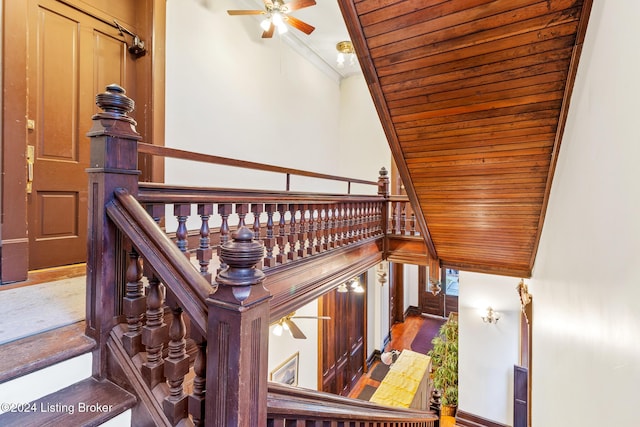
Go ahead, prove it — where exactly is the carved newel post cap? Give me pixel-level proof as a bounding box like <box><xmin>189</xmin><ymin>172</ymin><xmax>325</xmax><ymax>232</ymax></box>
<box><xmin>378</xmin><ymin>166</ymin><xmax>390</xmax><ymax>196</ymax></box>
<box><xmin>216</xmin><ymin>227</ymin><xmax>265</xmax><ymax>301</ymax></box>
<box><xmin>93</xmin><ymin>84</ymin><xmax>136</xmax><ymax>123</ymax></box>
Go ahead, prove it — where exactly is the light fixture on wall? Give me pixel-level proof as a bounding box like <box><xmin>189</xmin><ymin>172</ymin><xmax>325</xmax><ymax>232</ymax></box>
<box><xmin>429</xmin><ymin>278</ymin><xmax>441</xmax><ymax>296</ymax></box>
<box><xmin>337</xmin><ymin>283</ymin><xmax>348</xmax><ymax>293</ymax></box>
<box><xmin>482</xmin><ymin>307</ymin><xmax>501</xmax><ymax>324</ymax></box>
<box><xmin>350</xmin><ymin>277</ymin><xmax>365</xmax><ymax>293</ymax></box>
<box><xmin>336</xmin><ymin>40</ymin><xmax>356</xmax><ymax>68</ymax></box>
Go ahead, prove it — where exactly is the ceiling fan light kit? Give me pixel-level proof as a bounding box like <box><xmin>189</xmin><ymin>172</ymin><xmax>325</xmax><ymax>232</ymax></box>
<box><xmin>227</xmin><ymin>0</ymin><xmax>316</xmax><ymax>39</ymax></box>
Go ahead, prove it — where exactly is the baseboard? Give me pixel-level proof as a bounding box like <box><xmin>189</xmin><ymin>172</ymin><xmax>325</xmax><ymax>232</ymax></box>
<box><xmin>366</xmin><ymin>350</ymin><xmax>381</xmax><ymax>368</ymax></box>
<box><xmin>381</xmin><ymin>333</ymin><xmax>391</xmax><ymax>350</ymax></box>
<box><xmin>404</xmin><ymin>305</ymin><xmax>421</xmax><ymax>318</ymax></box>
<box><xmin>456</xmin><ymin>410</ymin><xmax>510</xmax><ymax>427</ymax></box>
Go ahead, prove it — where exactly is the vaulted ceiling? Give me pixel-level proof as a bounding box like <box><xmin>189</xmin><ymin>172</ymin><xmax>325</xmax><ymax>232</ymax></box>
<box><xmin>338</xmin><ymin>0</ymin><xmax>593</xmax><ymax>277</ymax></box>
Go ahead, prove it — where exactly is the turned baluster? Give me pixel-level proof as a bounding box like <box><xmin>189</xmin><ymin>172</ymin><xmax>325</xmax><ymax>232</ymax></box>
<box><xmin>346</xmin><ymin>203</ymin><xmax>354</xmax><ymax>244</ymax></box>
<box><xmin>189</xmin><ymin>339</ymin><xmax>207</xmax><ymax>426</ymax></box>
<box><xmin>163</xmin><ymin>305</ymin><xmax>190</xmax><ymax>424</ymax></box>
<box><xmin>263</xmin><ymin>204</ymin><xmax>276</xmax><ymax>268</ymax></box>
<box><xmin>276</xmin><ymin>204</ymin><xmax>288</xmax><ymax>265</ymax></box>
<box><xmin>218</xmin><ymin>204</ymin><xmax>232</xmax><ymax>272</ymax></box>
<box><xmin>236</xmin><ymin>203</ymin><xmax>248</xmax><ymax>229</ymax></box>
<box><xmin>322</xmin><ymin>205</ymin><xmax>331</xmax><ymax>251</ymax></box>
<box><xmin>174</xmin><ymin>204</ymin><xmax>191</xmax><ymax>257</ymax></box>
<box><xmin>141</xmin><ymin>274</ymin><xmax>168</xmax><ymax>388</ymax></box>
<box><xmin>287</xmin><ymin>204</ymin><xmax>298</xmax><ymax>261</ymax></box>
<box><xmin>307</xmin><ymin>205</ymin><xmax>317</xmax><ymax>255</ymax></box>
<box><xmin>122</xmin><ymin>243</ymin><xmax>145</xmax><ymax>356</ymax></box>
<box><xmin>400</xmin><ymin>201</ymin><xmax>407</xmax><ymax>235</ymax></box>
<box><xmin>363</xmin><ymin>202</ymin><xmax>371</xmax><ymax>239</ymax></box>
<box><xmin>410</xmin><ymin>212</ymin><xmax>417</xmax><ymax>236</ymax></box>
<box><xmin>251</xmin><ymin>203</ymin><xmax>263</xmax><ymax>241</ymax></box>
<box><xmin>297</xmin><ymin>204</ymin><xmax>309</xmax><ymax>258</ymax></box>
<box><xmin>354</xmin><ymin>202</ymin><xmax>362</xmax><ymax>241</ymax></box>
<box><xmin>314</xmin><ymin>206</ymin><xmax>323</xmax><ymax>253</ymax></box>
<box><xmin>391</xmin><ymin>201</ymin><xmax>400</xmax><ymax>235</ymax></box>
<box><xmin>197</xmin><ymin>204</ymin><xmax>213</xmax><ymax>283</ymax></box>
<box><xmin>334</xmin><ymin>205</ymin><xmax>342</xmax><ymax>247</ymax></box>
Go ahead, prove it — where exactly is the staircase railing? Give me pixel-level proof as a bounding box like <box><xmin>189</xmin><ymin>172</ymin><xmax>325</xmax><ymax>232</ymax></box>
<box><xmin>85</xmin><ymin>84</ymin><xmax>437</xmax><ymax>426</ymax></box>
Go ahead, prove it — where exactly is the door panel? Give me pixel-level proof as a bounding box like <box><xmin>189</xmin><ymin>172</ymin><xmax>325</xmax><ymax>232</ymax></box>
<box><xmin>514</xmin><ymin>365</ymin><xmax>528</xmax><ymax>427</ymax></box>
<box><xmin>27</xmin><ymin>0</ymin><xmax>132</xmax><ymax>269</ymax></box>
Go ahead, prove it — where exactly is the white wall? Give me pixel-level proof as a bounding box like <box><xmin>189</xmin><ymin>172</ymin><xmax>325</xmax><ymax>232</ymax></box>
<box><xmin>403</xmin><ymin>264</ymin><xmax>419</xmax><ymax>312</ymax></box>
<box><xmin>268</xmin><ymin>298</ymin><xmax>319</xmax><ymax>390</ymax></box>
<box><xmin>529</xmin><ymin>2</ymin><xmax>640</xmax><ymax>426</ymax></box>
<box><xmin>166</xmin><ymin>0</ymin><xmax>342</xmax><ymax>192</ymax></box>
<box><xmin>458</xmin><ymin>271</ymin><xmax>520</xmax><ymax>425</ymax></box>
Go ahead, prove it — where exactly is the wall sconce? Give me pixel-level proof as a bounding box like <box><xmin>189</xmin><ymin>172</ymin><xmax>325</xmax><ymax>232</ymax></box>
<box><xmin>482</xmin><ymin>307</ymin><xmax>501</xmax><ymax>324</ymax></box>
<box><xmin>429</xmin><ymin>278</ymin><xmax>441</xmax><ymax>296</ymax></box>
<box><xmin>336</xmin><ymin>40</ymin><xmax>356</xmax><ymax>68</ymax></box>
<box><xmin>350</xmin><ymin>277</ymin><xmax>365</xmax><ymax>293</ymax></box>
<box><xmin>337</xmin><ymin>283</ymin><xmax>348</xmax><ymax>293</ymax></box>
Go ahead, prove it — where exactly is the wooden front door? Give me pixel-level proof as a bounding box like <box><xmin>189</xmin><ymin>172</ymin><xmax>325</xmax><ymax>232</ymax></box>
<box><xmin>26</xmin><ymin>0</ymin><xmax>138</xmax><ymax>270</ymax></box>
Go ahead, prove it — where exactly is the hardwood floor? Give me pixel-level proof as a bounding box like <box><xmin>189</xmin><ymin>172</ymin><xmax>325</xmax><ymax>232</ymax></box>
<box><xmin>349</xmin><ymin>314</ymin><xmax>461</xmax><ymax>426</ymax></box>
<box><xmin>349</xmin><ymin>314</ymin><xmax>429</xmax><ymax>398</ymax></box>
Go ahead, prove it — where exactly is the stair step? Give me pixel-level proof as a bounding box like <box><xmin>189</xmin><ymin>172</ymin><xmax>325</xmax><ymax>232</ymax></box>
<box><xmin>0</xmin><ymin>321</ymin><xmax>94</xmax><ymax>383</ymax></box>
<box><xmin>0</xmin><ymin>377</ymin><xmax>136</xmax><ymax>426</ymax></box>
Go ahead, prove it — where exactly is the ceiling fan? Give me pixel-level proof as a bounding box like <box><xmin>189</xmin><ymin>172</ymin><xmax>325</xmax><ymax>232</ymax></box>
<box><xmin>227</xmin><ymin>0</ymin><xmax>316</xmax><ymax>38</ymax></box>
<box><xmin>272</xmin><ymin>312</ymin><xmax>330</xmax><ymax>339</ymax></box>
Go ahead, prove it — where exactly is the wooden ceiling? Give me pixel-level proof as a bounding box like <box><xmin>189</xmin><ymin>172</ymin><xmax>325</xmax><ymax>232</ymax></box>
<box><xmin>339</xmin><ymin>0</ymin><xmax>593</xmax><ymax>277</ymax></box>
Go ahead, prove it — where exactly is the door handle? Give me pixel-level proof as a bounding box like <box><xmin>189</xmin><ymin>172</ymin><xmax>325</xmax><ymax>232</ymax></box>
<box><xmin>27</xmin><ymin>145</ymin><xmax>34</xmax><ymax>194</ymax></box>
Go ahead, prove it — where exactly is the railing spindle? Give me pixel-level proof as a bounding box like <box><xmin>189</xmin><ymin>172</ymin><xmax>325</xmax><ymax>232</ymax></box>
<box><xmin>276</xmin><ymin>204</ymin><xmax>288</xmax><ymax>265</ymax></box>
<box><xmin>197</xmin><ymin>203</ymin><xmax>213</xmax><ymax>283</ymax></box>
<box><xmin>218</xmin><ymin>203</ymin><xmax>232</xmax><ymax>272</ymax></box>
<box><xmin>122</xmin><ymin>243</ymin><xmax>145</xmax><ymax>356</ymax></box>
<box><xmin>288</xmin><ymin>204</ymin><xmax>298</xmax><ymax>261</ymax></box>
<box><xmin>174</xmin><ymin>204</ymin><xmax>191</xmax><ymax>256</ymax></box>
<box><xmin>141</xmin><ymin>274</ymin><xmax>168</xmax><ymax>388</ymax></box>
<box><xmin>189</xmin><ymin>339</ymin><xmax>207</xmax><ymax>426</ymax></box>
<box><xmin>264</xmin><ymin>204</ymin><xmax>276</xmax><ymax>268</ymax></box>
<box><xmin>163</xmin><ymin>306</ymin><xmax>189</xmax><ymax>424</ymax></box>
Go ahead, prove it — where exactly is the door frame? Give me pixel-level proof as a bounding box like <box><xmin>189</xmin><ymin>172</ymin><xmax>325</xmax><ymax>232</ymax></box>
<box><xmin>0</xmin><ymin>0</ymin><xmax>165</xmax><ymax>284</ymax></box>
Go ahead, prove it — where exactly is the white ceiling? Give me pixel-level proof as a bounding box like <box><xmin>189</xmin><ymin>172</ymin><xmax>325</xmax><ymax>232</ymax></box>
<box><xmin>231</xmin><ymin>0</ymin><xmax>362</xmax><ymax>81</ymax></box>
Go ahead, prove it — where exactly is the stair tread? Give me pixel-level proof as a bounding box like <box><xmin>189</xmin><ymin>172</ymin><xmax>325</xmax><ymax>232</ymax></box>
<box><xmin>0</xmin><ymin>377</ymin><xmax>136</xmax><ymax>426</ymax></box>
<box><xmin>0</xmin><ymin>321</ymin><xmax>95</xmax><ymax>383</ymax></box>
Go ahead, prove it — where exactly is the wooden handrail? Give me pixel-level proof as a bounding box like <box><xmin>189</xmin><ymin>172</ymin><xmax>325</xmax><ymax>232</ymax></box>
<box><xmin>138</xmin><ymin>182</ymin><xmax>384</xmax><ymax>204</ymax></box>
<box><xmin>268</xmin><ymin>382</ymin><xmax>437</xmax><ymax>424</ymax></box>
<box><xmin>107</xmin><ymin>188</ymin><xmax>212</xmax><ymax>336</ymax></box>
<box><xmin>138</xmin><ymin>142</ymin><xmax>378</xmax><ymax>190</ymax></box>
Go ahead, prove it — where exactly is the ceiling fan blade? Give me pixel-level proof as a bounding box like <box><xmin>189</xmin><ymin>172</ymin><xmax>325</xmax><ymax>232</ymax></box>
<box><xmin>227</xmin><ymin>10</ymin><xmax>265</xmax><ymax>15</ymax></box>
<box><xmin>284</xmin><ymin>15</ymin><xmax>315</xmax><ymax>35</ymax></box>
<box><xmin>284</xmin><ymin>0</ymin><xmax>316</xmax><ymax>12</ymax></box>
<box><xmin>262</xmin><ymin>22</ymin><xmax>275</xmax><ymax>38</ymax></box>
<box><xmin>284</xmin><ymin>319</ymin><xmax>307</xmax><ymax>339</ymax></box>
<box><xmin>291</xmin><ymin>315</ymin><xmax>331</xmax><ymax>320</ymax></box>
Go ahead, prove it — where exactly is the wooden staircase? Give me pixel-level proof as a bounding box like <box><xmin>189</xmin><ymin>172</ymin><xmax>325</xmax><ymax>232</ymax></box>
<box><xmin>0</xmin><ymin>85</ymin><xmax>439</xmax><ymax>426</ymax></box>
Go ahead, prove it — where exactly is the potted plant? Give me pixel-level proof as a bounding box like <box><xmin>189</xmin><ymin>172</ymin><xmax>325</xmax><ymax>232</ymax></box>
<box><xmin>427</xmin><ymin>314</ymin><xmax>458</xmax><ymax>416</ymax></box>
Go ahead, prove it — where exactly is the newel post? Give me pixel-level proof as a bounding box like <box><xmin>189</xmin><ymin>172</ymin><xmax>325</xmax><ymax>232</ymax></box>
<box><xmin>85</xmin><ymin>84</ymin><xmax>141</xmax><ymax>378</ymax></box>
<box><xmin>378</xmin><ymin>167</ymin><xmax>390</xmax><ymax>250</ymax></box>
<box><xmin>206</xmin><ymin>227</ymin><xmax>271</xmax><ymax>426</ymax></box>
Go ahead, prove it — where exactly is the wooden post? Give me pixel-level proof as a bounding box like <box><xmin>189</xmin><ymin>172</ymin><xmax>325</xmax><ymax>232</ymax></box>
<box><xmin>378</xmin><ymin>167</ymin><xmax>390</xmax><ymax>256</ymax></box>
<box><xmin>206</xmin><ymin>227</ymin><xmax>271</xmax><ymax>426</ymax></box>
<box><xmin>86</xmin><ymin>84</ymin><xmax>141</xmax><ymax>378</ymax></box>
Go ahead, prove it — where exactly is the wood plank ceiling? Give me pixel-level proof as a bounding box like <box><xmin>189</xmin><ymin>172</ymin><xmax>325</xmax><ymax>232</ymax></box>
<box><xmin>339</xmin><ymin>0</ymin><xmax>593</xmax><ymax>277</ymax></box>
